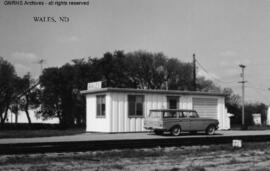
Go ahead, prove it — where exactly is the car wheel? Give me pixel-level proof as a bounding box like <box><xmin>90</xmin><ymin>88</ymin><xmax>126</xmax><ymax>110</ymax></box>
<box><xmin>206</xmin><ymin>125</ymin><xmax>216</xmax><ymax>135</ymax></box>
<box><xmin>171</xmin><ymin>126</ymin><xmax>181</xmax><ymax>136</ymax></box>
<box><xmin>154</xmin><ymin>130</ymin><xmax>163</xmax><ymax>135</ymax></box>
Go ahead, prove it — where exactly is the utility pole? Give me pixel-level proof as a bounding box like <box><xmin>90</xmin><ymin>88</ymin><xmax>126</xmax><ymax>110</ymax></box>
<box><xmin>193</xmin><ymin>53</ymin><xmax>196</xmax><ymax>91</ymax></box>
<box><xmin>239</xmin><ymin>64</ymin><xmax>247</xmax><ymax>129</ymax></box>
<box><xmin>37</xmin><ymin>59</ymin><xmax>45</xmax><ymax>73</ymax></box>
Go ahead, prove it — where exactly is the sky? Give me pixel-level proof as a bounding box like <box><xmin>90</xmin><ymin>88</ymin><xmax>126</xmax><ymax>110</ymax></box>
<box><xmin>1</xmin><ymin>0</ymin><xmax>270</xmax><ymax>104</ymax></box>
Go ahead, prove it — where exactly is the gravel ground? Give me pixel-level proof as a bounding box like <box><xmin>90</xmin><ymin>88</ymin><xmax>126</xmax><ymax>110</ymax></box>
<box><xmin>1</xmin><ymin>141</ymin><xmax>270</xmax><ymax>171</ymax></box>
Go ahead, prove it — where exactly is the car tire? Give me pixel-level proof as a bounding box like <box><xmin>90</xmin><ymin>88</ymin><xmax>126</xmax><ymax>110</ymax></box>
<box><xmin>171</xmin><ymin>126</ymin><xmax>181</xmax><ymax>136</ymax></box>
<box><xmin>154</xmin><ymin>130</ymin><xmax>163</xmax><ymax>135</ymax></box>
<box><xmin>205</xmin><ymin>125</ymin><xmax>216</xmax><ymax>135</ymax></box>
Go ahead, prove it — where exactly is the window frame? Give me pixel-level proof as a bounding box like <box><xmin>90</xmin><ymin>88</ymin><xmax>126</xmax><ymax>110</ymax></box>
<box><xmin>96</xmin><ymin>95</ymin><xmax>106</xmax><ymax>118</ymax></box>
<box><xmin>128</xmin><ymin>95</ymin><xmax>144</xmax><ymax>118</ymax></box>
<box><xmin>167</xmin><ymin>96</ymin><xmax>180</xmax><ymax>109</ymax></box>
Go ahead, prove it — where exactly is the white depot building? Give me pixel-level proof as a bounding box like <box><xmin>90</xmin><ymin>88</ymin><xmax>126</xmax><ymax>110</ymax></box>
<box><xmin>81</xmin><ymin>83</ymin><xmax>231</xmax><ymax>133</ymax></box>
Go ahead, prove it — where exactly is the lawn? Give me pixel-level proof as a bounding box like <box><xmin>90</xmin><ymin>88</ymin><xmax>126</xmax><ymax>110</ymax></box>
<box><xmin>1</xmin><ymin>142</ymin><xmax>270</xmax><ymax>170</ymax></box>
<box><xmin>0</xmin><ymin>129</ymin><xmax>85</xmax><ymax>139</ymax></box>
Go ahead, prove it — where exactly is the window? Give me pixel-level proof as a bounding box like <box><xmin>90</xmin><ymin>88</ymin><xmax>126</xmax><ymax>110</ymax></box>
<box><xmin>128</xmin><ymin>95</ymin><xmax>144</xmax><ymax>117</ymax></box>
<box><xmin>149</xmin><ymin>111</ymin><xmax>162</xmax><ymax>118</ymax></box>
<box><xmin>97</xmin><ymin>95</ymin><xmax>106</xmax><ymax>117</ymax></box>
<box><xmin>178</xmin><ymin>112</ymin><xmax>185</xmax><ymax>118</ymax></box>
<box><xmin>163</xmin><ymin>111</ymin><xmax>178</xmax><ymax>118</ymax></box>
<box><xmin>182</xmin><ymin>111</ymin><xmax>198</xmax><ymax>118</ymax></box>
<box><xmin>167</xmin><ymin>96</ymin><xmax>179</xmax><ymax>109</ymax></box>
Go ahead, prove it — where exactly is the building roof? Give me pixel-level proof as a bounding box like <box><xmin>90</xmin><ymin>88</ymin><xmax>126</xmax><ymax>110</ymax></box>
<box><xmin>80</xmin><ymin>87</ymin><xmax>225</xmax><ymax>97</ymax></box>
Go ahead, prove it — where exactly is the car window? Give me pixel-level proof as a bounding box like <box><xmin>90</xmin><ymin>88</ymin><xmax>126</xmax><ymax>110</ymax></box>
<box><xmin>191</xmin><ymin>111</ymin><xmax>199</xmax><ymax>118</ymax></box>
<box><xmin>178</xmin><ymin>111</ymin><xmax>185</xmax><ymax>118</ymax></box>
<box><xmin>182</xmin><ymin>111</ymin><xmax>189</xmax><ymax>117</ymax></box>
<box><xmin>149</xmin><ymin>111</ymin><xmax>162</xmax><ymax>118</ymax></box>
<box><xmin>163</xmin><ymin>111</ymin><xmax>177</xmax><ymax>118</ymax></box>
<box><xmin>182</xmin><ymin>111</ymin><xmax>198</xmax><ymax>118</ymax></box>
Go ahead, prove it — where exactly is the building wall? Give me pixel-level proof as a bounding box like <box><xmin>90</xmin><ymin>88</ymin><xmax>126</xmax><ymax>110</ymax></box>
<box><xmin>109</xmin><ymin>92</ymin><xmax>168</xmax><ymax>132</ymax></box>
<box><xmin>86</xmin><ymin>94</ymin><xmax>111</xmax><ymax>132</ymax></box>
<box><xmin>86</xmin><ymin>92</ymin><xmax>229</xmax><ymax>132</ymax></box>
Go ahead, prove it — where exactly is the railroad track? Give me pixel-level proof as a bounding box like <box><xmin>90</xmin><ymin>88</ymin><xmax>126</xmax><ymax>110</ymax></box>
<box><xmin>1</xmin><ymin>134</ymin><xmax>270</xmax><ymax>154</ymax></box>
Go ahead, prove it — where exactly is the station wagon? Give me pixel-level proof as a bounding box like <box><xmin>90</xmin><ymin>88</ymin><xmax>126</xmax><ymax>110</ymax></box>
<box><xmin>144</xmin><ymin>109</ymin><xmax>219</xmax><ymax>136</ymax></box>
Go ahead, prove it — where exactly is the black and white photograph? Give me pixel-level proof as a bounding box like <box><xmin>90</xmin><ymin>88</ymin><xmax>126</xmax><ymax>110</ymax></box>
<box><xmin>1</xmin><ymin>0</ymin><xmax>270</xmax><ymax>170</ymax></box>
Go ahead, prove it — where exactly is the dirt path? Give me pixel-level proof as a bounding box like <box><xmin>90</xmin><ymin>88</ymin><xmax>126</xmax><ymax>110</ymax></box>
<box><xmin>1</xmin><ymin>142</ymin><xmax>270</xmax><ymax>171</ymax></box>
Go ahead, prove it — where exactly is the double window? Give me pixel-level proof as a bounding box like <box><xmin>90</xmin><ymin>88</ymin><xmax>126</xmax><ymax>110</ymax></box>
<box><xmin>96</xmin><ymin>95</ymin><xmax>106</xmax><ymax>117</ymax></box>
<box><xmin>128</xmin><ymin>95</ymin><xmax>144</xmax><ymax>117</ymax></box>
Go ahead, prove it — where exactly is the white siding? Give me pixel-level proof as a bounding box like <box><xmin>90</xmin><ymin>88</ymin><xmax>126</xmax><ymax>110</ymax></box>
<box><xmin>218</xmin><ymin>97</ymin><xmax>231</xmax><ymax>129</ymax></box>
<box><xmin>180</xmin><ymin>96</ymin><xmax>193</xmax><ymax>109</ymax></box>
<box><xmin>192</xmin><ymin>97</ymin><xmax>218</xmax><ymax>119</ymax></box>
<box><xmin>109</xmin><ymin>93</ymin><xmax>168</xmax><ymax>132</ymax></box>
<box><xmin>86</xmin><ymin>94</ymin><xmax>110</xmax><ymax>132</ymax></box>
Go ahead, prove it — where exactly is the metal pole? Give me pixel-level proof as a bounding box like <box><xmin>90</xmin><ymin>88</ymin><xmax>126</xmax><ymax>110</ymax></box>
<box><xmin>239</xmin><ymin>64</ymin><xmax>246</xmax><ymax>129</ymax></box>
<box><xmin>242</xmin><ymin>67</ymin><xmax>245</xmax><ymax>126</ymax></box>
<box><xmin>193</xmin><ymin>53</ymin><xmax>196</xmax><ymax>91</ymax></box>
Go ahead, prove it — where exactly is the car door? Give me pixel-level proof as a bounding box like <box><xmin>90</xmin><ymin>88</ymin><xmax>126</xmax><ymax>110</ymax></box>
<box><xmin>189</xmin><ymin>111</ymin><xmax>205</xmax><ymax>131</ymax></box>
<box><xmin>178</xmin><ymin>111</ymin><xmax>190</xmax><ymax>131</ymax></box>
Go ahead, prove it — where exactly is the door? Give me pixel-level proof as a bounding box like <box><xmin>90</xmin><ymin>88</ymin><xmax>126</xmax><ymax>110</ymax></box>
<box><xmin>192</xmin><ymin>98</ymin><xmax>218</xmax><ymax>119</ymax></box>
<box><xmin>188</xmin><ymin>111</ymin><xmax>205</xmax><ymax>130</ymax></box>
<box><xmin>180</xmin><ymin>111</ymin><xmax>191</xmax><ymax>131</ymax></box>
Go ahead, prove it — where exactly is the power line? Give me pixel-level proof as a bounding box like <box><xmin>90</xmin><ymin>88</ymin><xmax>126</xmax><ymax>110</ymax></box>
<box><xmin>195</xmin><ymin>59</ymin><xmax>237</xmax><ymax>84</ymax></box>
<box><xmin>246</xmin><ymin>86</ymin><xmax>270</xmax><ymax>103</ymax></box>
<box><xmin>246</xmin><ymin>82</ymin><xmax>270</xmax><ymax>92</ymax></box>
<box><xmin>246</xmin><ymin>85</ymin><xmax>269</xmax><ymax>92</ymax></box>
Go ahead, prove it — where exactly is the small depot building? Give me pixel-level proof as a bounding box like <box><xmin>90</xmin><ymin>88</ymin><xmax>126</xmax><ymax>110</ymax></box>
<box><xmin>81</xmin><ymin>87</ymin><xmax>231</xmax><ymax>133</ymax></box>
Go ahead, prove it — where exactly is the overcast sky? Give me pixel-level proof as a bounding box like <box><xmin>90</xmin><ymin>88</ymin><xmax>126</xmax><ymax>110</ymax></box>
<box><xmin>1</xmin><ymin>0</ymin><xmax>270</xmax><ymax>104</ymax></box>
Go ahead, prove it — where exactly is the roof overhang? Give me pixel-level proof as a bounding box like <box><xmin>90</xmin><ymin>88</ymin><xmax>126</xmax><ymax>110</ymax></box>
<box><xmin>80</xmin><ymin>88</ymin><xmax>225</xmax><ymax>97</ymax></box>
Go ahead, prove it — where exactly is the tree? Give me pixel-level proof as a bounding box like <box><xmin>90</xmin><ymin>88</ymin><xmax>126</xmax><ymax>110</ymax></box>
<box><xmin>38</xmin><ymin>67</ymin><xmax>64</xmax><ymax>124</ymax></box>
<box><xmin>166</xmin><ymin>58</ymin><xmax>194</xmax><ymax>90</ymax></box>
<box><xmin>0</xmin><ymin>57</ymin><xmax>18</xmax><ymax>124</ymax></box>
<box><xmin>197</xmin><ymin>77</ymin><xmax>221</xmax><ymax>92</ymax></box>
<box><xmin>17</xmin><ymin>73</ymin><xmax>40</xmax><ymax>124</ymax></box>
<box><xmin>97</xmin><ymin>51</ymin><xmax>136</xmax><ymax>88</ymax></box>
<box><xmin>37</xmin><ymin>50</ymin><xmax>233</xmax><ymax>128</ymax></box>
<box><xmin>125</xmin><ymin>51</ymin><xmax>160</xmax><ymax>89</ymax></box>
<box><xmin>38</xmin><ymin>60</ymin><xmax>100</xmax><ymax>128</ymax></box>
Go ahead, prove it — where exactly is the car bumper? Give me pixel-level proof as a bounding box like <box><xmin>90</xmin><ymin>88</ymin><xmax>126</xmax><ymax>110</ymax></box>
<box><xmin>144</xmin><ymin>127</ymin><xmax>167</xmax><ymax>131</ymax></box>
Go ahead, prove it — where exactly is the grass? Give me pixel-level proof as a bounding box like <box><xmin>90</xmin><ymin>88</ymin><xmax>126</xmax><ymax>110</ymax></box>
<box><xmin>0</xmin><ymin>129</ymin><xmax>85</xmax><ymax>139</ymax></box>
<box><xmin>0</xmin><ymin>142</ymin><xmax>267</xmax><ymax>166</ymax></box>
<box><xmin>2</xmin><ymin>142</ymin><xmax>270</xmax><ymax>170</ymax></box>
